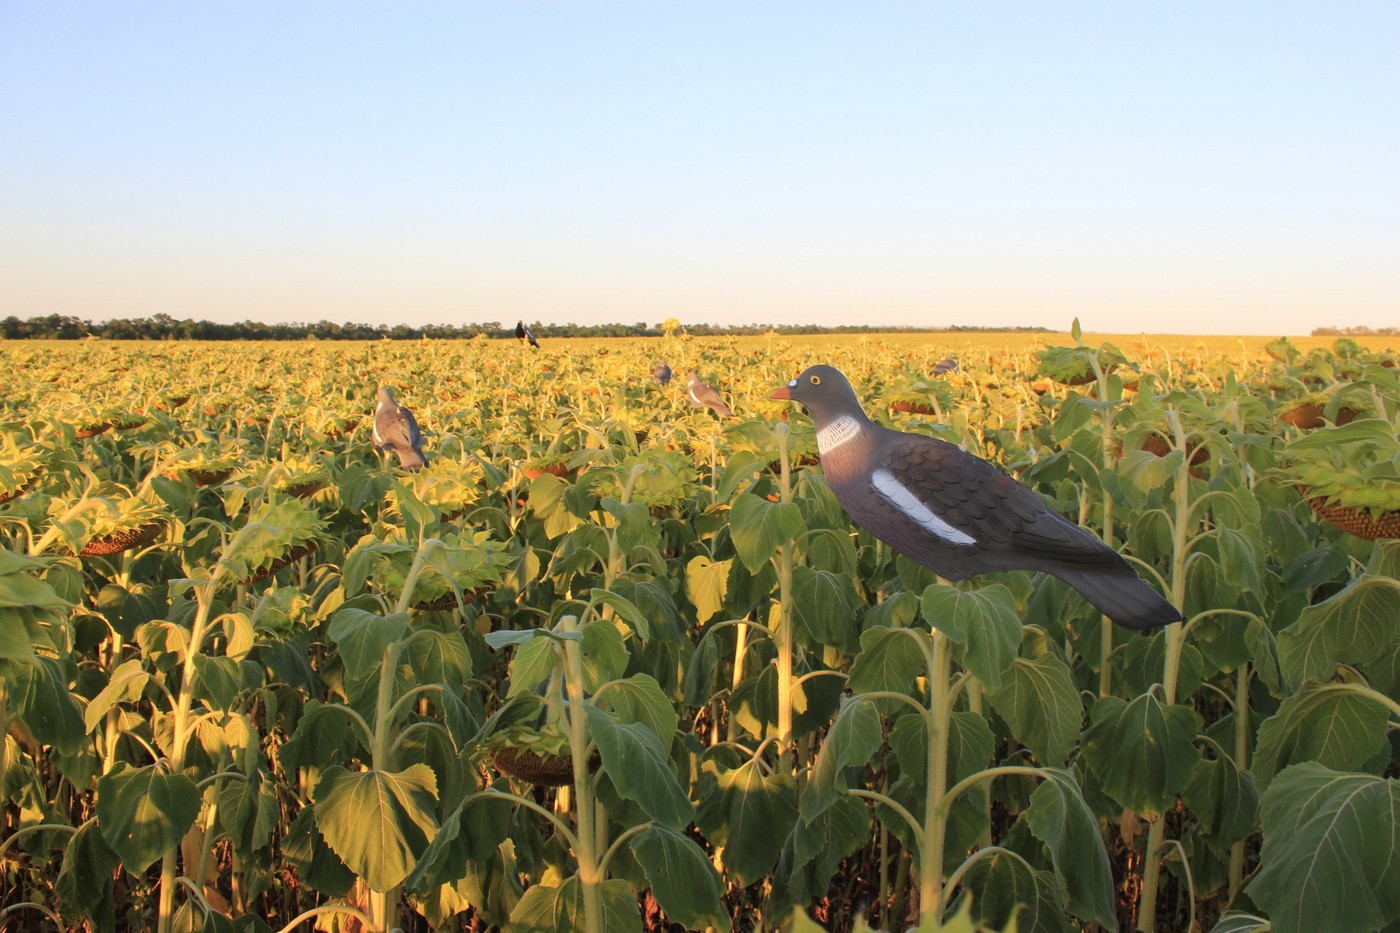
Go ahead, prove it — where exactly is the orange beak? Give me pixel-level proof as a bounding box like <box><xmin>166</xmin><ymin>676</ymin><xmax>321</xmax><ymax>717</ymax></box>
<box><xmin>769</xmin><ymin>385</ymin><xmax>792</xmax><ymax>400</ymax></box>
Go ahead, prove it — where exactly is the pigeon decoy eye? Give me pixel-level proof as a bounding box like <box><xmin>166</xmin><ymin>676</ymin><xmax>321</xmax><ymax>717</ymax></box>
<box><xmin>809</xmin><ymin>375</ymin><xmax>822</xmax><ymax>385</ymax></box>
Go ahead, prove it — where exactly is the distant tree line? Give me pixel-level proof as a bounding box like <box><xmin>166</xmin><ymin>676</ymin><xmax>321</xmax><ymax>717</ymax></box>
<box><xmin>1</xmin><ymin>313</ymin><xmax>1051</xmax><ymax>341</ymax></box>
<box><xmin>1311</xmin><ymin>325</ymin><xmax>1400</xmax><ymax>337</ymax></box>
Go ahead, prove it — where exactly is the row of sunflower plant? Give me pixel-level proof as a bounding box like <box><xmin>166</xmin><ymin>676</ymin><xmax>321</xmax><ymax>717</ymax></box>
<box><xmin>1</xmin><ymin>330</ymin><xmax>1398</xmax><ymax>933</ymax></box>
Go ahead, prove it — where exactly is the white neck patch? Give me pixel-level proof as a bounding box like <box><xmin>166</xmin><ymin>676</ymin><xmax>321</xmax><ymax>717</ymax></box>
<box><xmin>817</xmin><ymin>415</ymin><xmax>863</xmax><ymax>455</ymax></box>
<box><xmin>870</xmin><ymin>468</ymin><xmax>977</xmax><ymax>546</ymax></box>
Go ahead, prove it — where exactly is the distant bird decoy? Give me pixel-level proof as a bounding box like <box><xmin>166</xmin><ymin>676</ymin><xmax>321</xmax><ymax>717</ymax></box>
<box><xmin>770</xmin><ymin>365</ymin><xmax>1179</xmax><ymax>630</ymax></box>
<box><xmin>373</xmin><ymin>386</ymin><xmax>428</xmax><ymax>471</ymax></box>
<box><xmin>687</xmin><ymin>371</ymin><xmax>733</xmax><ymax>418</ymax></box>
<box><xmin>933</xmin><ymin>357</ymin><xmax>958</xmax><ymax>375</ymax></box>
<box><xmin>515</xmin><ymin>320</ymin><xmax>540</xmax><ymax>348</ymax></box>
<box><xmin>654</xmin><ymin>360</ymin><xmax>673</xmax><ymax>385</ymax></box>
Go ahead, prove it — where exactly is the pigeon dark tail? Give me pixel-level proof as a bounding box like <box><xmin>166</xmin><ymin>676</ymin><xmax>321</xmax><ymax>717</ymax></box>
<box><xmin>1053</xmin><ymin>567</ymin><xmax>1180</xmax><ymax>631</ymax></box>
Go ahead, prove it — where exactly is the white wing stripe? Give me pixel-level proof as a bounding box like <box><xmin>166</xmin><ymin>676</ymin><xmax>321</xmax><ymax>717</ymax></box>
<box><xmin>817</xmin><ymin>415</ymin><xmax>863</xmax><ymax>454</ymax></box>
<box><xmin>372</xmin><ymin>403</ymin><xmax>386</xmax><ymax>444</ymax></box>
<box><xmin>870</xmin><ymin>468</ymin><xmax>977</xmax><ymax>546</ymax></box>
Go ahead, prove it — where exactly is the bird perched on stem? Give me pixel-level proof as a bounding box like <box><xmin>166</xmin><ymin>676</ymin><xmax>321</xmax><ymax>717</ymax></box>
<box><xmin>770</xmin><ymin>364</ymin><xmax>1179</xmax><ymax>630</ymax></box>
<box><xmin>515</xmin><ymin>320</ymin><xmax>539</xmax><ymax>348</ymax></box>
<box><xmin>654</xmin><ymin>360</ymin><xmax>673</xmax><ymax>386</ymax></box>
<box><xmin>687</xmin><ymin>371</ymin><xmax>733</xmax><ymax>418</ymax></box>
<box><xmin>373</xmin><ymin>386</ymin><xmax>428</xmax><ymax>471</ymax></box>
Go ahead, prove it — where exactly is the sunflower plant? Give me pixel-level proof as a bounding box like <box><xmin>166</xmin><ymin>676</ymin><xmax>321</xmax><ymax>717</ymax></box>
<box><xmin>1035</xmin><ymin>329</ymin><xmax>1132</xmax><ymax>386</ymax></box>
<box><xmin>479</xmin><ymin>720</ymin><xmax>572</xmax><ymax>760</ymax></box>
<box><xmin>342</xmin><ymin>529</ymin><xmax>514</xmax><ymax>608</ymax></box>
<box><xmin>56</xmin><ymin>399</ymin><xmax>120</xmax><ymax>437</ymax></box>
<box><xmin>215</xmin><ymin>497</ymin><xmax>327</xmax><ymax>586</ymax></box>
<box><xmin>38</xmin><ymin>489</ymin><xmax>167</xmax><ymax>556</ymax></box>
<box><xmin>162</xmin><ymin>440</ymin><xmax>243</xmax><ymax>485</ymax></box>
<box><xmin>0</xmin><ymin>441</ymin><xmax>44</xmax><ymax>502</ymax></box>
<box><xmin>882</xmin><ymin>374</ymin><xmax>955</xmax><ymax>416</ymax></box>
<box><xmin>384</xmin><ymin>458</ymin><xmax>482</xmax><ymax>521</ymax></box>
<box><xmin>1278</xmin><ymin>417</ymin><xmax>1400</xmax><ymax>514</ymax></box>
<box><xmin>222</xmin><ymin>454</ymin><xmax>335</xmax><ymax>515</ymax></box>
<box><xmin>589</xmin><ymin>450</ymin><xmax>698</xmax><ymax>509</ymax></box>
<box><xmin>723</xmin><ymin>417</ymin><xmax>818</xmax><ymax>466</ymax></box>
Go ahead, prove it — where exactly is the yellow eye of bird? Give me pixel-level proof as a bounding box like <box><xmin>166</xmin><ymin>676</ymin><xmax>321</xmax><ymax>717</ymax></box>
<box><xmin>810</xmin><ymin>375</ymin><xmax>821</xmax><ymax>385</ymax></box>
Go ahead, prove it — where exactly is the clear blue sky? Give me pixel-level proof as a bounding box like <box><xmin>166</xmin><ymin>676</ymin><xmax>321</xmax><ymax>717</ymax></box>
<box><xmin>2</xmin><ymin>2</ymin><xmax>1396</xmax><ymax>334</ymax></box>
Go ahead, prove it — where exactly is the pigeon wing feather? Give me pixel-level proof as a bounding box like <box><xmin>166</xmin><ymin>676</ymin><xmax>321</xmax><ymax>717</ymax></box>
<box><xmin>376</xmin><ymin>404</ymin><xmax>428</xmax><ymax>469</ymax></box>
<box><xmin>874</xmin><ymin>432</ymin><xmax>1126</xmax><ymax>573</ymax></box>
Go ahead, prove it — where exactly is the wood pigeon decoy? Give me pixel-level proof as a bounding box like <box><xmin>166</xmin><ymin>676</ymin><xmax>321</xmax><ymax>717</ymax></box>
<box><xmin>770</xmin><ymin>365</ymin><xmax>1179</xmax><ymax>630</ymax></box>
<box><xmin>373</xmin><ymin>386</ymin><xmax>428</xmax><ymax>471</ymax></box>
<box><xmin>933</xmin><ymin>357</ymin><xmax>958</xmax><ymax>375</ymax></box>
<box><xmin>515</xmin><ymin>320</ymin><xmax>539</xmax><ymax>347</ymax></box>
<box><xmin>654</xmin><ymin>361</ymin><xmax>673</xmax><ymax>386</ymax></box>
<box><xmin>687</xmin><ymin>371</ymin><xmax>733</xmax><ymax>418</ymax></box>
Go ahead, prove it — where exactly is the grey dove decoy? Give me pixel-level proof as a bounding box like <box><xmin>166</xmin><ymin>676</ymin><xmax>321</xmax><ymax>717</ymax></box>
<box><xmin>373</xmin><ymin>386</ymin><xmax>429</xmax><ymax>471</ymax></box>
<box><xmin>933</xmin><ymin>357</ymin><xmax>958</xmax><ymax>375</ymax></box>
<box><xmin>515</xmin><ymin>320</ymin><xmax>539</xmax><ymax>347</ymax></box>
<box><xmin>770</xmin><ymin>365</ymin><xmax>1179</xmax><ymax>630</ymax></box>
<box><xmin>654</xmin><ymin>361</ymin><xmax>673</xmax><ymax>386</ymax></box>
<box><xmin>687</xmin><ymin>371</ymin><xmax>733</xmax><ymax>418</ymax></box>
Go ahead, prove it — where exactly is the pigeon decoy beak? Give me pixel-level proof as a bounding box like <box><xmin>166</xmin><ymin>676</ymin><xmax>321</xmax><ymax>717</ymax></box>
<box><xmin>769</xmin><ymin>386</ymin><xmax>792</xmax><ymax>401</ymax></box>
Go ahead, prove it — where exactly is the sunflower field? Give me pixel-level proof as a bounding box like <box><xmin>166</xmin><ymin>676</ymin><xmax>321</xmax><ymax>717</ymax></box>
<box><xmin>1</xmin><ymin>329</ymin><xmax>1398</xmax><ymax>933</ymax></box>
